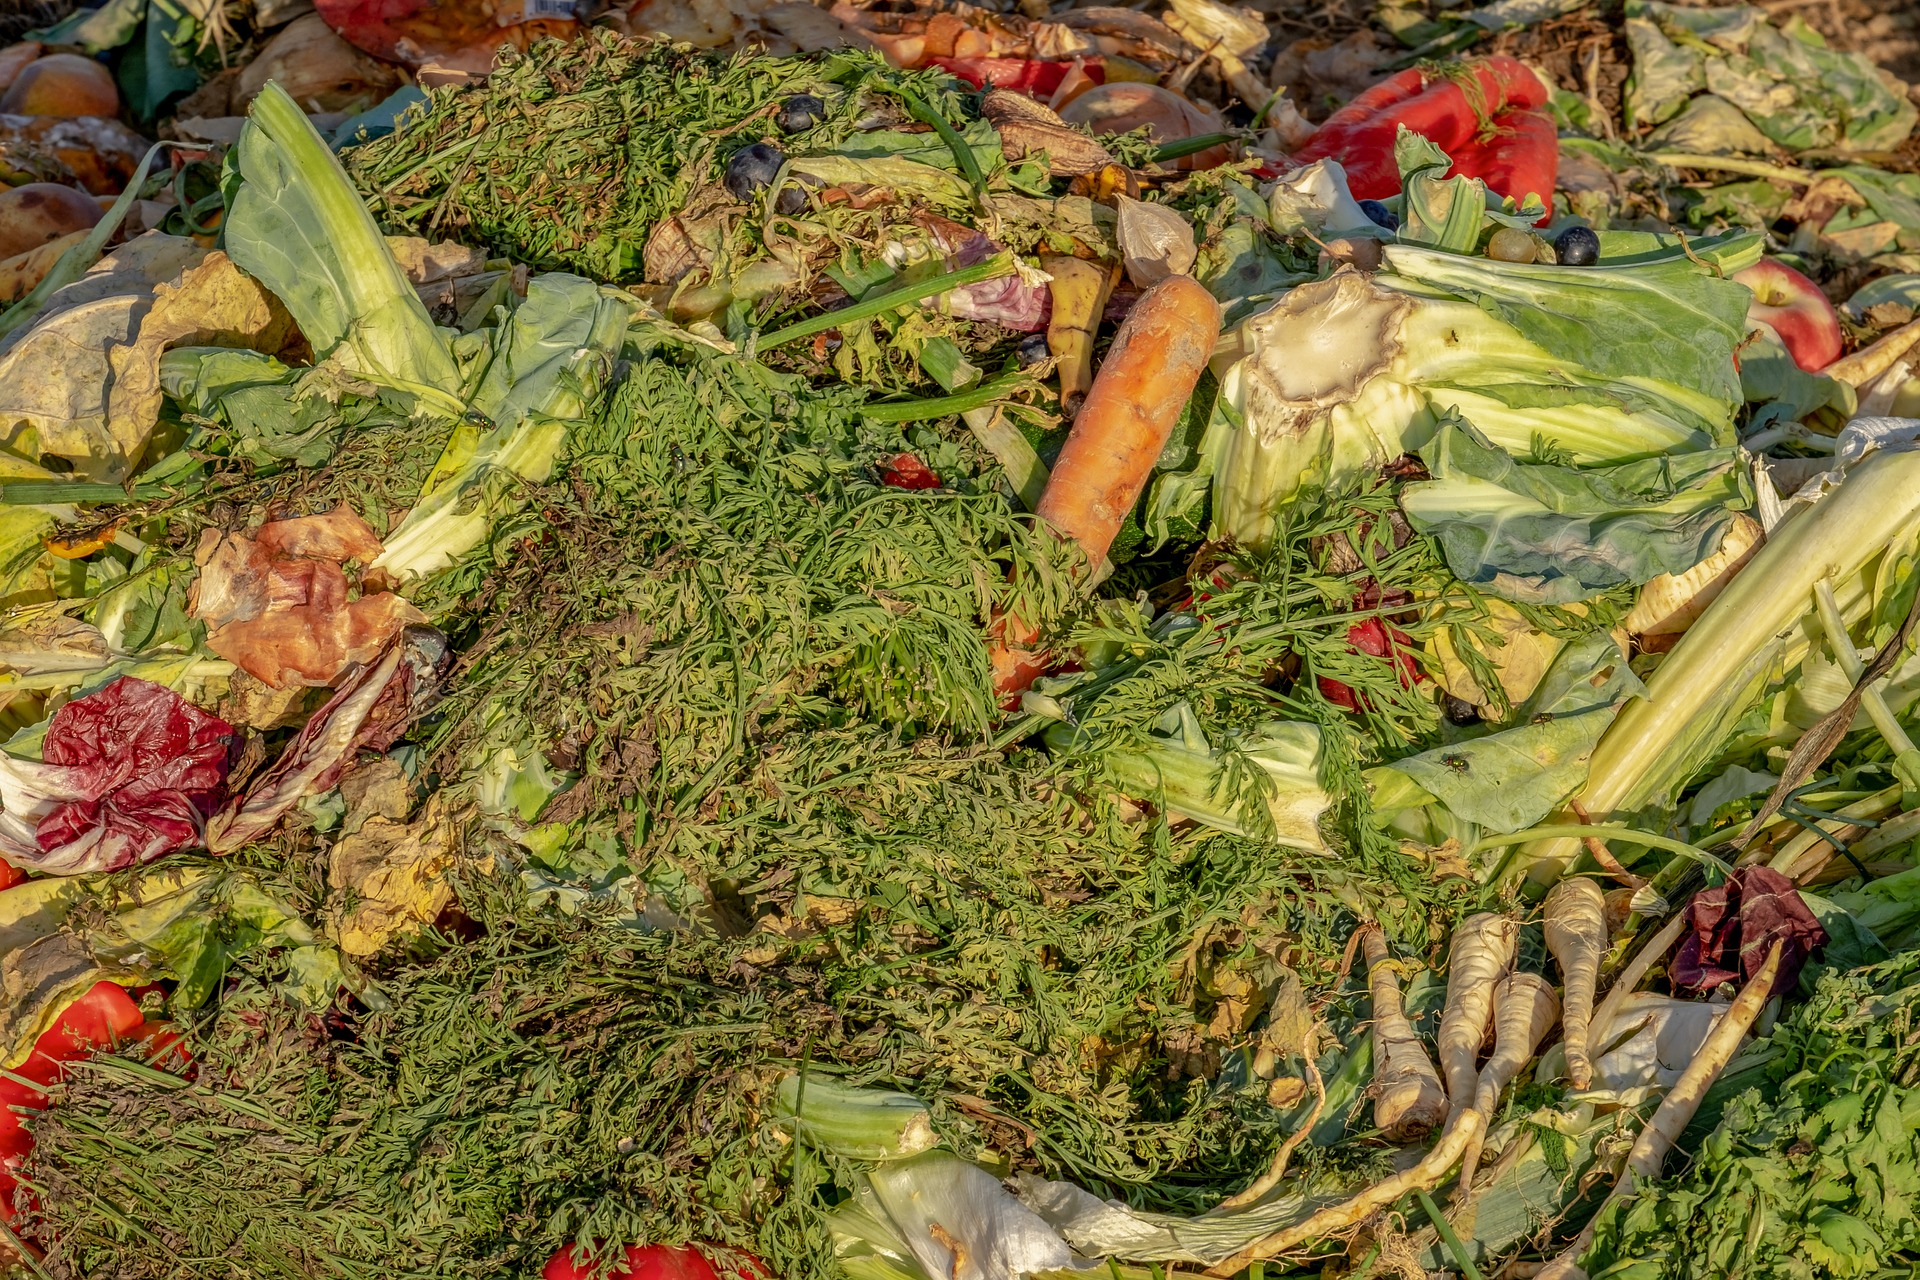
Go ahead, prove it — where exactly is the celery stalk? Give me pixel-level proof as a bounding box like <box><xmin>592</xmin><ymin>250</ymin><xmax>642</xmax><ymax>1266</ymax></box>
<box><xmin>1507</xmin><ymin>446</ymin><xmax>1920</xmax><ymax>888</ymax></box>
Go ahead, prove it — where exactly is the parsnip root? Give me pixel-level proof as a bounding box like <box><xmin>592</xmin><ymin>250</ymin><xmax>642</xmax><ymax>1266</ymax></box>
<box><xmin>1459</xmin><ymin>972</ymin><xmax>1559</xmax><ymax>1203</ymax></box>
<box><xmin>1536</xmin><ymin>940</ymin><xmax>1783</xmax><ymax>1280</ymax></box>
<box><xmin>1544</xmin><ymin>878</ymin><xmax>1610</xmax><ymax>1089</ymax></box>
<box><xmin>1204</xmin><ymin>1110</ymin><xmax>1487</xmax><ymax>1275</ymax></box>
<box><xmin>1437</xmin><ymin>912</ymin><xmax>1519</xmax><ymax>1120</ymax></box>
<box><xmin>1361</xmin><ymin>925</ymin><xmax>1449</xmax><ymax>1143</ymax></box>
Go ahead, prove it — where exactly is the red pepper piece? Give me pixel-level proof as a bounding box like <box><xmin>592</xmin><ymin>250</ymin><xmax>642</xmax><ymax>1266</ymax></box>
<box><xmin>1317</xmin><ymin>618</ymin><xmax>1423</xmax><ymax>710</ymax></box>
<box><xmin>1291</xmin><ymin>57</ymin><xmax>1550</xmax><ymax>202</ymax></box>
<box><xmin>33</xmin><ymin>981</ymin><xmax>145</xmax><ymax>1061</ymax></box>
<box><xmin>543</xmin><ymin>1244</ymin><xmax>763</xmax><ymax>1280</ymax></box>
<box><xmin>878</xmin><ymin>453</ymin><xmax>942</xmax><ymax>490</ymax></box>
<box><xmin>1448</xmin><ymin>108</ymin><xmax>1558</xmax><ymax>224</ymax></box>
<box><xmin>931</xmin><ymin>56</ymin><xmax>1103</xmax><ymax>99</ymax></box>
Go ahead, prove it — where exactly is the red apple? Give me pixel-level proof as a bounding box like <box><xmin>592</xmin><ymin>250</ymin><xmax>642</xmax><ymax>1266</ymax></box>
<box><xmin>1733</xmin><ymin>258</ymin><xmax>1843</xmax><ymax>373</ymax></box>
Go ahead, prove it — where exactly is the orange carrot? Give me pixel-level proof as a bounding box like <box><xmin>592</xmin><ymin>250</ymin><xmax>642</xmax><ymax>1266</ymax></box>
<box><xmin>1035</xmin><ymin>273</ymin><xmax>1221</xmax><ymax>566</ymax></box>
<box><xmin>990</xmin><ymin>274</ymin><xmax>1221</xmax><ymax>702</ymax></box>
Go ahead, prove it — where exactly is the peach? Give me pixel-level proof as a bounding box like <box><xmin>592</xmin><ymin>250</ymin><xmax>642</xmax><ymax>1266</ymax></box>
<box><xmin>1734</xmin><ymin>258</ymin><xmax>1843</xmax><ymax>373</ymax></box>
<box><xmin>0</xmin><ymin>43</ymin><xmax>42</xmax><ymax>97</ymax></box>
<box><xmin>0</xmin><ymin>53</ymin><xmax>121</xmax><ymax>119</ymax></box>
<box><xmin>0</xmin><ymin>182</ymin><xmax>101</xmax><ymax>261</ymax></box>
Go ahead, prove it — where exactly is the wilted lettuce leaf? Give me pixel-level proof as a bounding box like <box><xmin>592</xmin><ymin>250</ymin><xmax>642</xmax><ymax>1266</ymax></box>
<box><xmin>226</xmin><ymin>82</ymin><xmax>462</xmax><ymax>401</ymax></box>
<box><xmin>1706</xmin><ymin>19</ymin><xmax>1918</xmax><ymax>154</ymax></box>
<box><xmin>1385</xmin><ymin>631</ymin><xmax>1643</xmax><ymax>833</ymax></box>
<box><xmin>1644</xmin><ymin>93</ymin><xmax>1776</xmax><ymax>155</ymax></box>
<box><xmin>1402</xmin><ymin>417</ymin><xmax>1751</xmax><ymax>605</ymax></box>
<box><xmin>1626</xmin><ymin>1</ymin><xmax>1916</xmax><ymax>154</ymax></box>
<box><xmin>1624</xmin><ymin>9</ymin><xmax>1708</xmax><ymax>130</ymax></box>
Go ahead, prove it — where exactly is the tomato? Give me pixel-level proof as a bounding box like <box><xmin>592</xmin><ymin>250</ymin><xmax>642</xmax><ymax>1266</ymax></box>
<box><xmin>34</xmin><ymin>981</ymin><xmax>144</xmax><ymax>1060</ymax></box>
<box><xmin>0</xmin><ymin>858</ymin><xmax>22</xmax><ymax>891</ymax></box>
<box><xmin>542</xmin><ymin>1244</ymin><xmax>764</xmax><ymax>1280</ymax></box>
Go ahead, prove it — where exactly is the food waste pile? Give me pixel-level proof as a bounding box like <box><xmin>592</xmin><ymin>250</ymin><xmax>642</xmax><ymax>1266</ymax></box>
<box><xmin>0</xmin><ymin>0</ymin><xmax>1917</xmax><ymax>1277</ymax></box>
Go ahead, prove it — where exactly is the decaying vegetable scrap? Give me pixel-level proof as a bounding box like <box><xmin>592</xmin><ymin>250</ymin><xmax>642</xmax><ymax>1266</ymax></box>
<box><xmin>0</xmin><ymin>1</ymin><xmax>1916</xmax><ymax>1278</ymax></box>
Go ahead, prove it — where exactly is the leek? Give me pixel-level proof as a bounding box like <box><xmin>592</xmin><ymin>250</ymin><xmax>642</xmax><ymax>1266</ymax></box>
<box><xmin>226</xmin><ymin>83</ymin><xmax>462</xmax><ymax>407</ymax></box>
<box><xmin>774</xmin><ymin>1072</ymin><xmax>940</xmax><ymax>1163</ymax></box>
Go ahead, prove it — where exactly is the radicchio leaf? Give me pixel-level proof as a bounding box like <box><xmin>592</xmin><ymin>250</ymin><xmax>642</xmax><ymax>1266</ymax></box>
<box><xmin>1673</xmin><ymin>865</ymin><xmax>1826</xmax><ymax>998</ymax></box>
<box><xmin>0</xmin><ymin>678</ymin><xmax>233</xmax><ymax>876</ymax></box>
<box><xmin>205</xmin><ymin>626</ymin><xmax>449</xmax><ymax>853</ymax></box>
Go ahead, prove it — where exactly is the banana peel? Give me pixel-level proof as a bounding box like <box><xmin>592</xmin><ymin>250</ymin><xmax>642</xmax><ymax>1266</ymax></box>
<box><xmin>1039</xmin><ymin>253</ymin><xmax>1118</xmax><ymax>417</ymax></box>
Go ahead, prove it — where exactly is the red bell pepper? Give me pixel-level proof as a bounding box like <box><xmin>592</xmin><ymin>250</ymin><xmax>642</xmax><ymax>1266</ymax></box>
<box><xmin>1291</xmin><ymin>56</ymin><xmax>1555</xmax><ymax>210</ymax></box>
<box><xmin>0</xmin><ymin>981</ymin><xmax>150</xmax><ymax>1221</ymax></box>
<box><xmin>930</xmin><ymin>56</ymin><xmax>1103</xmax><ymax>99</ymax></box>
<box><xmin>1447</xmin><ymin>108</ymin><xmax>1558</xmax><ymax>224</ymax></box>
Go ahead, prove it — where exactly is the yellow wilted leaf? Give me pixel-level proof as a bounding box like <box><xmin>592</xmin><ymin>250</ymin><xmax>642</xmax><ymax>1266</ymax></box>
<box><xmin>1432</xmin><ymin>598</ymin><xmax>1563</xmax><ymax>710</ymax></box>
<box><xmin>328</xmin><ymin>794</ymin><xmax>456</xmax><ymax>957</ymax></box>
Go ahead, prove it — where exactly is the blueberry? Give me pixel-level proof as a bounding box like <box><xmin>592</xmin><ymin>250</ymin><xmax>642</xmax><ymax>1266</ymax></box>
<box><xmin>1358</xmin><ymin>199</ymin><xmax>1399</xmax><ymax>232</ymax></box>
<box><xmin>1017</xmin><ymin>333</ymin><xmax>1050</xmax><ymax>367</ymax></box>
<box><xmin>724</xmin><ymin>142</ymin><xmax>785</xmax><ymax>200</ymax></box>
<box><xmin>776</xmin><ymin>93</ymin><xmax>827</xmax><ymax>135</ymax></box>
<box><xmin>775</xmin><ymin>184</ymin><xmax>806</xmax><ymax>216</ymax></box>
<box><xmin>1554</xmin><ymin>225</ymin><xmax>1601</xmax><ymax>267</ymax></box>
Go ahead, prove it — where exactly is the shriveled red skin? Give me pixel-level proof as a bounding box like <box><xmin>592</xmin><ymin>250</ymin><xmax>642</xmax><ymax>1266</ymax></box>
<box><xmin>190</xmin><ymin>507</ymin><xmax>424</xmax><ymax>690</ymax></box>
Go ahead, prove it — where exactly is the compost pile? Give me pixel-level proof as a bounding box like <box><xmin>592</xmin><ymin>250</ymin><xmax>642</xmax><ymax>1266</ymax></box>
<box><xmin>0</xmin><ymin>0</ymin><xmax>1919</xmax><ymax>1278</ymax></box>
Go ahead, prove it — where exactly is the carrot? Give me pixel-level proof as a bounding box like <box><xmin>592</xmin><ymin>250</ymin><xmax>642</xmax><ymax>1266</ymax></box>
<box><xmin>1536</xmin><ymin>940</ymin><xmax>1784</xmax><ymax>1280</ymax></box>
<box><xmin>1033</xmin><ymin>272</ymin><xmax>1220</xmax><ymax>568</ymax></box>
<box><xmin>1543</xmin><ymin>877</ymin><xmax>1610</xmax><ymax>1091</ymax></box>
<box><xmin>1436</xmin><ymin>912</ymin><xmax>1518</xmax><ymax>1121</ymax></box>
<box><xmin>1362</xmin><ymin>925</ymin><xmax>1449</xmax><ymax>1143</ymax></box>
<box><xmin>990</xmin><ymin>272</ymin><xmax>1220</xmax><ymax>702</ymax></box>
<box><xmin>1204</xmin><ymin>1110</ymin><xmax>1487</xmax><ymax>1275</ymax></box>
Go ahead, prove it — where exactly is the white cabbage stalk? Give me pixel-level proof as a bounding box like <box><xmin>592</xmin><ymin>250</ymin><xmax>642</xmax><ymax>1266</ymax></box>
<box><xmin>1213</xmin><ymin>237</ymin><xmax>1759</xmax><ymax>550</ymax></box>
<box><xmin>1047</xmin><ymin>713</ymin><xmax>1331</xmax><ymax>850</ymax></box>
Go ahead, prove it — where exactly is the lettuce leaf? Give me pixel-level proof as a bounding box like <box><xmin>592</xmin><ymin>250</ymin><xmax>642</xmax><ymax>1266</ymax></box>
<box><xmin>1402</xmin><ymin>416</ymin><xmax>1751</xmax><ymax>604</ymax></box>
<box><xmin>225</xmin><ymin>82</ymin><xmax>462</xmax><ymax>406</ymax></box>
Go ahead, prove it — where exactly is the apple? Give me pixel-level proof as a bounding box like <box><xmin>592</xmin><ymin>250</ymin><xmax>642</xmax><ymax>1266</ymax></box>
<box><xmin>1733</xmin><ymin>258</ymin><xmax>1843</xmax><ymax>373</ymax></box>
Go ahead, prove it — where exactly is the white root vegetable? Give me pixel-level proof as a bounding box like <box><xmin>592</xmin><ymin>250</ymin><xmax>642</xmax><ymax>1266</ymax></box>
<box><xmin>1203</xmin><ymin>1110</ymin><xmax>1487</xmax><ymax>1276</ymax></box>
<box><xmin>1543</xmin><ymin>878</ymin><xmax>1610</xmax><ymax>1089</ymax></box>
<box><xmin>1587</xmin><ymin>911</ymin><xmax>1690</xmax><ymax>1055</ymax></box>
<box><xmin>1536</xmin><ymin>940</ymin><xmax>1783</xmax><ymax>1280</ymax></box>
<box><xmin>1458</xmin><ymin>972</ymin><xmax>1559</xmax><ymax>1204</ymax></box>
<box><xmin>1437</xmin><ymin>913</ymin><xmax>1519</xmax><ymax>1119</ymax></box>
<box><xmin>1361</xmin><ymin>925</ymin><xmax>1449</xmax><ymax>1143</ymax></box>
<box><xmin>1473</xmin><ymin>973</ymin><xmax>1560</xmax><ymax>1119</ymax></box>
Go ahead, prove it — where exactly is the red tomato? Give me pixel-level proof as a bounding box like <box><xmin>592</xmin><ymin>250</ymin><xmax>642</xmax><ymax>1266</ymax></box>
<box><xmin>542</xmin><ymin>1244</ymin><xmax>765</xmax><ymax>1280</ymax></box>
<box><xmin>0</xmin><ymin>858</ymin><xmax>22</xmax><ymax>891</ymax></box>
<box><xmin>35</xmin><ymin>981</ymin><xmax>144</xmax><ymax>1061</ymax></box>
